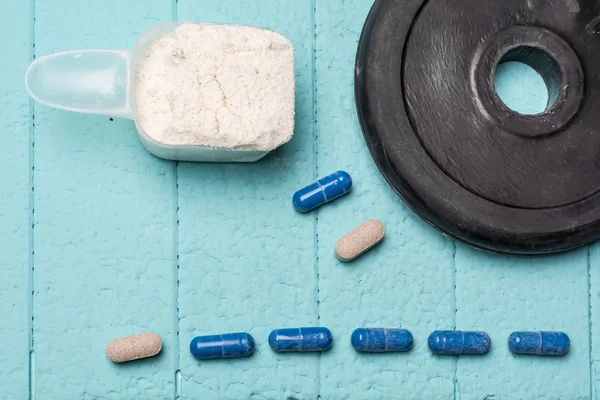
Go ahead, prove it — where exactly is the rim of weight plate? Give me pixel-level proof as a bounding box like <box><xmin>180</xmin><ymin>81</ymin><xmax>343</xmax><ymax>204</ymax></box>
<box><xmin>355</xmin><ymin>0</ymin><xmax>600</xmax><ymax>254</ymax></box>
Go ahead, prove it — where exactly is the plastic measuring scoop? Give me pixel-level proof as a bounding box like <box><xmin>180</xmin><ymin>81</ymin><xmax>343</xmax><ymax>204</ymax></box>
<box><xmin>25</xmin><ymin>22</ymin><xmax>271</xmax><ymax>162</ymax></box>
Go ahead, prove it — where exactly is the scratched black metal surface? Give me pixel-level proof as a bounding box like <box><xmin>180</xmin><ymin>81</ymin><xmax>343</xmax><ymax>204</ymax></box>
<box><xmin>355</xmin><ymin>0</ymin><xmax>600</xmax><ymax>254</ymax></box>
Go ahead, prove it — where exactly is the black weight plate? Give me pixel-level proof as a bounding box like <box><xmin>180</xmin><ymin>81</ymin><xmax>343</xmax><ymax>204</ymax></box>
<box><xmin>355</xmin><ymin>0</ymin><xmax>600</xmax><ymax>254</ymax></box>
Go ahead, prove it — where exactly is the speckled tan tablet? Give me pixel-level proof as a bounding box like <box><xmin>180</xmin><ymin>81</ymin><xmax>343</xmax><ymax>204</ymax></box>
<box><xmin>335</xmin><ymin>219</ymin><xmax>385</xmax><ymax>262</ymax></box>
<box><xmin>106</xmin><ymin>332</ymin><xmax>162</xmax><ymax>363</ymax></box>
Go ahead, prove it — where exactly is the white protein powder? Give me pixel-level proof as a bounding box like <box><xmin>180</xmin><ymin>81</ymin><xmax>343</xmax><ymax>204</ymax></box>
<box><xmin>135</xmin><ymin>23</ymin><xmax>295</xmax><ymax>151</ymax></box>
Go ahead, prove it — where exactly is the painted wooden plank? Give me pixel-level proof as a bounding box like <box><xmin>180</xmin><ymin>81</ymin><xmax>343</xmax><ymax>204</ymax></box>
<box><xmin>175</xmin><ymin>1</ymin><xmax>317</xmax><ymax>398</ymax></box>
<box><xmin>314</xmin><ymin>1</ymin><xmax>456</xmax><ymax>399</ymax></box>
<box><xmin>33</xmin><ymin>1</ymin><xmax>177</xmax><ymax>398</ymax></box>
<box><xmin>455</xmin><ymin>47</ymin><xmax>592</xmax><ymax>400</ymax></box>
<box><xmin>0</xmin><ymin>0</ymin><xmax>33</xmax><ymax>398</ymax></box>
<box><xmin>455</xmin><ymin>248</ymin><xmax>590</xmax><ymax>399</ymax></box>
<box><xmin>589</xmin><ymin>244</ymin><xmax>599</xmax><ymax>399</ymax></box>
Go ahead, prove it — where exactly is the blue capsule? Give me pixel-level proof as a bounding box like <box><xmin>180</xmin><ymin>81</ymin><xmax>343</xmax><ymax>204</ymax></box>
<box><xmin>428</xmin><ymin>330</ymin><xmax>491</xmax><ymax>355</ymax></box>
<box><xmin>268</xmin><ymin>327</ymin><xmax>333</xmax><ymax>352</ymax></box>
<box><xmin>351</xmin><ymin>328</ymin><xmax>414</xmax><ymax>353</ymax></box>
<box><xmin>508</xmin><ymin>331</ymin><xmax>570</xmax><ymax>356</ymax></box>
<box><xmin>190</xmin><ymin>332</ymin><xmax>255</xmax><ymax>360</ymax></box>
<box><xmin>293</xmin><ymin>171</ymin><xmax>352</xmax><ymax>212</ymax></box>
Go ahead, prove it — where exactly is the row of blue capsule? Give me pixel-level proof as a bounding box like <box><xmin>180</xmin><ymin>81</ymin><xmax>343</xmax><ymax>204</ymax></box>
<box><xmin>190</xmin><ymin>328</ymin><xmax>570</xmax><ymax>359</ymax></box>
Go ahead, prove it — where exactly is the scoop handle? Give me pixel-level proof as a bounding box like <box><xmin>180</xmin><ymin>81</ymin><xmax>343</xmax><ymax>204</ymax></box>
<box><xmin>25</xmin><ymin>50</ymin><xmax>135</xmax><ymax>119</ymax></box>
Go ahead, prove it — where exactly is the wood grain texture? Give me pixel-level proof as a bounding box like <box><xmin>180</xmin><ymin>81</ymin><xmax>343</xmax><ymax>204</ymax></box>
<box><xmin>455</xmin><ymin>248</ymin><xmax>591</xmax><ymax>399</ymax></box>
<box><xmin>315</xmin><ymin>2</ymin><xmax>456</xmax><ymax>398</ymax></box>
<box><xmin>0</xmin><ymin>0</ymin><xmax>595</xmax><ymax>398</ymax></box>
<box><xmin>0</xmin><ymin>1</ymin><xmax>33</xmax><ymax>398</ymax></box>
<box><xmin>33</xmin><ymin>0</ymin><xmax>176</xmax><ymax>398</ymax></box>
<box><xmin>176</xmin><ymin>1</ymin><xmax>317</xmax><ymax>398</ymax></box>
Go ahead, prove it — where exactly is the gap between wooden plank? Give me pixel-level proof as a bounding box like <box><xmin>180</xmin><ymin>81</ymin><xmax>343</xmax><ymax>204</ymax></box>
<box><xmin>173</xmin><ymin>4</ymin><xmax>181</xmax><ymax>400</ymax></box>
<box><xmin>452</xmin><ymin>242</ymin><xmax>458</xmax><ymax>400</ymax></box>
<box><xmin>311</xmin><ymin>0</ymin><xmax>321</xmax><ymax>398</ymax></box>
<box><xmin>28</xmin><ymin>0</ymin><xmax>36</xmax><ymax>398</ymax></box>
<box><xmin>588</xmin><ymin>247</ymin><xmax>595</xmax><ymax>400</ymax></box>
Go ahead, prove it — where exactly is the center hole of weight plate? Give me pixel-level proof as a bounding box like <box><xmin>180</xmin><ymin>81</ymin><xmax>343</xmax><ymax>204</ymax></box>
<box><xmin>493</xmin><ymin>46</ymin><xmax>562</xmax><ymax>115</ymax></box>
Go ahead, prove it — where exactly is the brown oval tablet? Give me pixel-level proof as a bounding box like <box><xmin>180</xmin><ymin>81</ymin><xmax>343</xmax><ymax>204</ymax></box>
<box><xmin>335</xmin><ymin>219</ymin><xmax>385</xmax><ymax>262</ymax></box>
<box><xmin>106</xmin><ymin>332</ymin><xmax>162</xmax><ymax>363</ymax></box>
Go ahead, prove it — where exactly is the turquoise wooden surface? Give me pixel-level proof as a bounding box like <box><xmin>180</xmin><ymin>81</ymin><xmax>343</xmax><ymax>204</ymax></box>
<box><xmin>1</xmin><ymin>1</ymin><xmax>32</xmax><ymax>399</ymax></box>
<box><xmin>0</xmin><ymin>0</ymin><xmax>597</xmax><ymax>398</ymax></box>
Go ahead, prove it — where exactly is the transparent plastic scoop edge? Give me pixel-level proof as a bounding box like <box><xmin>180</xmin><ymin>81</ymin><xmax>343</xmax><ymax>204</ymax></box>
<box><xmin>25</xmin><ymin>49</ymin><xmax>134</xmax><ymax>119</ymax></box>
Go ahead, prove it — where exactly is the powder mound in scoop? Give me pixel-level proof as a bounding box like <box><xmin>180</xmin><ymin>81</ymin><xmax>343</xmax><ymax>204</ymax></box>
<box><xmin>135</xmin><ymin>23</ymin><xmax>295</xmax><ymax>151</ymax></box>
